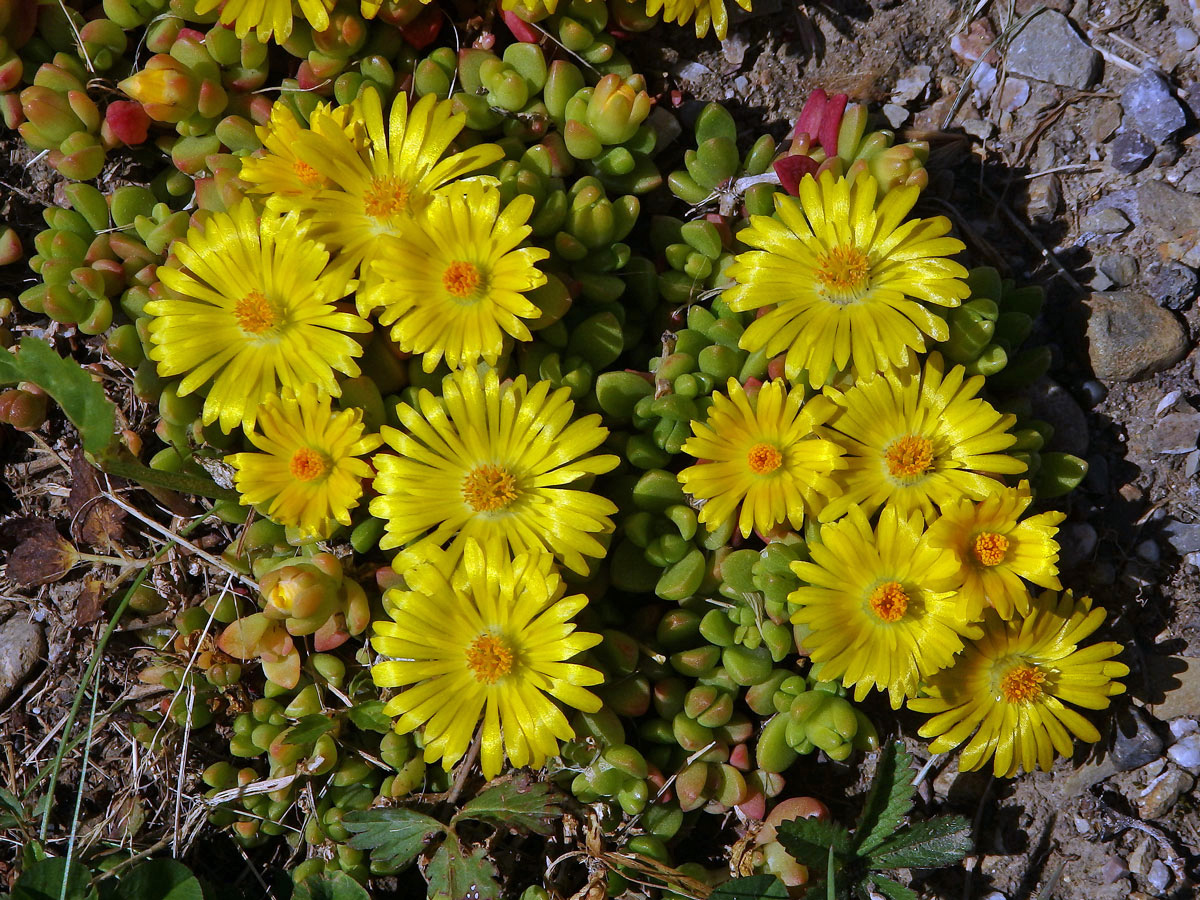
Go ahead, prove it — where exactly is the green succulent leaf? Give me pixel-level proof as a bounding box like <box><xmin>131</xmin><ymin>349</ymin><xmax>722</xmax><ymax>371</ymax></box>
<box><xmin>0</xmin><ymin>338</ymin><xmax>116</xmax><ymax>455</ymax></box>
<box><xmin>775</xmin><ymin>817</ymin><xmax>853</xmax><ymax>870</ymax></box>
<box><xmin>709</xmin><ymin>875</ymin><xmax>788</xmax><ymax>899</ymax></box>
<box><xmin>291</xmin><ymin>871</ymin><xmax>371</xmax><ymax>900</ymax></box>
<box><xmin>425</xmin><ymin>833</ymin><xmax>500</xmax><ymax>900</ymax></box>
<box><xmin>853</xmin><ymin>741</ymin><xmax>916</xmax><ymax>855</ymax></box>
<box><xmin>868</xmin><ymin>815</ymin><xmax>973</xmax><ymax>870</ymax></box>
<box><xmin>343</xmin><ymin>808</ymin><xmax>446</xmax><ymax>868</ymax></box>
<box><xmin>112</xmin><ymin>860</ymin><xmax>203</xmax><ymax>900</ymax></box>
<box><xmin>867</xmin><ymin>875</ymin><xmax>919</xmax><ymax>900</ymax></box>
<box><xmin>283</xmin><ymin>715</ymin><xmax>335</xmax><ymax>745</ymax></box>
<box><xmin>455</xmin><ymin>773</ymin><xmax>563</xmax><ymax>835</ymax></box>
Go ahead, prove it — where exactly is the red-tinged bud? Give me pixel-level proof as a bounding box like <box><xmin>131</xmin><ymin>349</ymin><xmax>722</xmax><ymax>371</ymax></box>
<box><xmin>766</xmin><ymin>354</ymin><xmax>786</xmax><ymax>380</ymax></box>
<box><xmin>0</xmin><ymin>385</ymin><xmax>48</xmax><ymax>430</ymax></box>
<box><xmin>196</xmin><ymin>78</ymin><xmax>228</xmax><ymax>119</ymax></box>
<box><xmin>0</xmin><ymin>0</ymin><xmax>38</xmax><ymax>47</ymax></box>
<box><xmin>67</xmin><ymin>90</ymin><xmax>101</xmax><ymax>133</ymax></box>
<box><xmin>0</xmin><ymin>43</ymin><xmax>22</xmax><ymax>92</ymax></box>
<box><xmin>501</xmin><ymin>9</ymin><xmax>541</xmax><ymax>42</ymax></box>
<box><xmin>372</xmin><ymin>0</ymin><xmax>426</xmax><ymax>27</ymax></box>
<box><xmin>19</xmin><ymin>86</ymin><xmax>78</xmax><ymax>146</ymax></box>
<box><xmin>119</xmin><ymin>56</ymin><xmax>199</xmax><ymax>123</ymax></box>
<box><xmin>772</xmin><ymin>154</ymin><xmax>818</xmax><ymax>197</ymax></box>
<box><xmin>145</xmin><ymin>17</ymin><xmax>185</xmax><ymax>53</ymax></box>
<box><xmin>51</xmin><ymin>132</ymin><xmax>105</xmax><ymax>181</ymax></box>
<box><xmin>0</xmin><ymin>92</ymin><xmax>22</xmax><ymax>129</ymax></box>
<box><xmin>104</xmin><ymin>100</ymin><xmax>151</xmax><ymax>146</ymax></box>
<box><xmin>296</xmin><ymin>60</ymin><xmax>335</xmax><ymax>92</ymax></box>
<box><xmin>312</xmin><ymin>10</ymin><xmax>367</xmax><ymax>57</ymax></box>
<box><xmin>92</xmin><ymin>259</ymin><xmax>126</xmax><ymax>295</ymax></box>
<box><xmin>397</xmin><ymin>4</ymin><xmax>442</xmax><ymax>49</ymax></box>
<box><xmin>0</xmin><ymin>226</ymin><xmax>21</xmax><ymax>265</ymax></box>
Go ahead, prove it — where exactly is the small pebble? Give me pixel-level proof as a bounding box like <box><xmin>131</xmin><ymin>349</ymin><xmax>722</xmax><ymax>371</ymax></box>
<box><xmin>1136</xmin><ymin>540</ymin><xmax>1161</xmax><ymax>563</ymax></box>
<box><xmin>1089</xmin><ymin>560</ymin><xmax>1117</xmax><ymax>585</ymax></box>
<box><xmin>1059</xmin><ymin>522</ymin><xmax>1098</xmax><ymax>568</ymax></box>
<box><xmin>979</xmin><ymin>893</ymin><xmax>1006</xmax><ymax>900</ymax></box>
<box><xmin>1082</xmin><ymin>207</ymin><xmax>1131</xmax><ymax>234</ymax></box>
<box><xmin>1101</xmin><ymin>856</ymin><xmax>1129</xmax><ymax>883</ymax></box>
<box><xmin>1176</xmin><ymin>27</ymin><xmax>1199</xmax><ymax>51</ymax></box>
<box><xmin>1081</xmin><ymin>380</ymin><xmax>1108</xmax><ymax>406</ymax></box>
<box><xmin>883</xmin><ymin>103</ymin><xmax>909</xmax><ymax>128</ymax></box>
<box><xmin>1137</xmin><ymin>767</ymin><xmax>1193</xmax><ymax>819</ymax></box>
<box><xmin>1166</xmin><ymin>732</ymin><xmax>1200</xmax><ymax>771</ymax></box>
<box><xmin>1147</xmin><ymin>859</ymin><xmax>1172</xmax><ymax>892</ymax></box>
<box><xmin>1111</xmin><ymin>130</ymin><xmax>1156</xmax><ymax>174</ymax></box>
<box><xmin>1168</xmin><ymin>718</ymin><xmax>1198</xmax><ymax>738</ymax></box>
<box><xmin>1098</xmin><ymin>252</ymin><xmax>1139</xmax><ymax>287</ymax></box>
<box><xmin>1073</xmin><ymin>815</ymin><xmax>1091</xmax><ymax>834</ymax></box>
<box><xmin>1113</xmin><ymin>707</ymin><xmax>1164</xmax><ymax>771</ymax></box>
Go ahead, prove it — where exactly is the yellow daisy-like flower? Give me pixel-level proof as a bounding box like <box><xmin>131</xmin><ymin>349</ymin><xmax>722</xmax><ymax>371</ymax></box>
<box><xmin>788</xmin><ymin>506</ymin><xmax>979</xmax><ymax>708</ymax></box>
<box><xmin>910</xmin><ymin>591</ymin><xmax>1128</xmax><ymax>777</ymax></box>
<box><xmin>367</xmin><ymin>182</ymin><xmax>548</xmax><ymax>373</ymax></box>
<box><xmin>370</xmin><ymin>367</ymin><xmax>619</xmax><ymax>574</ymax></box>
<box><xmin>926</xmin><ymin>481</ymin><xmax>1066</xmax><ymax>621</ymax></box>
<box><xmin>286</xmin><ymin>88</ymin><xmax>504</xmax><ymax>299</ymax></box>
<box><xmin>818</xmin><ymin>353</ymin><xmax>1026</xmax><ymax>523</ymax></box>
<box><xmin>240</xmin><ymin>102</ymin><xmax>358</xmax><ymax>204</ymax></box>
<box><xmin>725</xmin><ymin>171</ymin><xmax>969</xmax><ymax>387</ymax></box>
<box><xmin>225</xmin><ymin>384</ymin><xmax>382</xmax><ymax>540</ymax></box>
<box><xmin>145</xmin><ymin>200</ymin><xmax>368</xmax><ymax>433</ymax></box>
<box><xmin>646</xmin><ymin>0</ymin><xmax>751</xmax><ymax>39</ymax></box>
<box><xmin>370</xmin><ymin>540</ymin><xmax>603</xmax><ymax>779</ymax></box>
<box><xmin>677</xmin><ymin>378</ymin><xmax>845</xmax><ymax>538</ymax></box>
<box><xmin>193</xmin><ymin>0</ymin><xmax>334</xmax><ymax>41</ymax></box>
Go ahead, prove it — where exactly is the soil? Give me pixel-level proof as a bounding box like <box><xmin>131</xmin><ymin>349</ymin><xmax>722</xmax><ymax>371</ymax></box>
<box><xmin>4</xmin><ymin>0</ymin><xmax>1200</xmax><ymax>898</ymax></box>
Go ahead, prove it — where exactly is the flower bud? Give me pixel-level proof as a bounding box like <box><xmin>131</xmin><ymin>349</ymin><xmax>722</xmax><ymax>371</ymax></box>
<box><xmin>119</xmin><ymin>56</ymin><xmax>200</xmax><ymax>124</ymax></box>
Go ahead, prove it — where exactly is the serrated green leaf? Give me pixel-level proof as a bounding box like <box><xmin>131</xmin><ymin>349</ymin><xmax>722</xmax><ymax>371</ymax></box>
<box><xmin>455</xmin><ymin>773</ymin><xmax>563</xmax><ymax>835</ymax></box>
<box><xmin>775</xmin><ymin>818</ymin><xmax>853</xmax><ymax>870</ymax></box>
<box><xmin>291</xmin><ymin>871</ymin><xmax>371</xmax><ymax>900</ymax></box>
<box><xmin>114</xmin><ymin>860</ymin><xmax>203</xmax><ymax>900</ymax></box>
<box><xmin>868</xmin><ymin>875</ymin><xmax>919</xmax><ymax>900</ymax></box>
<box><xmin>853</xmin><ymin>741</ymin><xmax>916</xmax><ymax>856</ymax></box>
<box><xmin>284</xmin><ymin>715</ymin><xmax>334</xmax><ymax>745</ymax></box>
<box><xmin>709</xmin><ymin>874</ymin><xmax>788</xmax><ymax>900</ymax></box>
<box><xmin>344</xmin><ymin>701</ymin><xmax>391</xmax><ymax>734</ymax></box>
<box><xmin>869</xmin><ymin>815</ymin><xmax>972</xmax><ymax>870</ymax></box>
<box><xmin>343</xmin><ymin>808</ymin><xmax>445</xmax><ymax>868</ymax></box>
<box><xmin>12</xmin><ymin>858</ymin><xmax>96</xmax><ymax>900</ymax></box>
<box><xmin>0</xmin><ymin>339</ymin><xmax>116</xmax><ymax>455</ymax></box>
<box><xmin>425</xmin><ymin>834</ymin><xmax>500</xmax><ymax>900</ymax></box>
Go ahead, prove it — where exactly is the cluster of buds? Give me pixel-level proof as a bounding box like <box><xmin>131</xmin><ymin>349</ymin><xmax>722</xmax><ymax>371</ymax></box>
<box><xmin>669</xmin><ymin>103</ymin><xmax>777</xmax><ymax>214</ymax></box>
<box><xmin>20</xmin><ymin>184</ymin><xmax>184</xmax><ymax>335</ymax></box>
<box><xmin>701</xmin><ymin>545</ymin><xmax>802</xmax><ymax>662</ymax></box>
<box><xmin>504</xmin><ymin>0</ymin><xmax>636</xmax><ymax>75</ymax></box>
<box><xmin>17</xmin><ymin>54</ymin><xmax>105</xmax><ymax>180</ymax></box>
<box><xmin>756</xmin><ymin>675</ymin><xmax>879</xmax><ymax>770</ymax></box>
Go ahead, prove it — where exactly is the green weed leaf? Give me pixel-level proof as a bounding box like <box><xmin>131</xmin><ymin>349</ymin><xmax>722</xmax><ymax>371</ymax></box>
<box><xmin>12</xmin><ymin>857</ymin><xmax>96</xmax><ymax>900</ymax></box>
<box><xmin>425</xmin><ymin>834</ymin><xmax>499</xmax><ymax>900</ymax></box>
<box><xmin>113</xmin><ymin>860</ymin><xmax>203</xmax><ymax>900</ymax></box>
<box><xmin>456</xmin><ymin>773</ymin><xmax>563</xmax><ymax>835</ymax></box>
<box><xmin>853</xmin><ymin>741</ymin><xmax>915</xmax><ymax>856</ymax></box>
<box><xmin>291</xmin><ymin>871</ymin><xmax>370</xmax><ymax>900</ymax></box>
<box><xmin>0</xmin><ymin>339</ymin><xmax>116</xmax><ymax>455</ymax></box>
<box><xmin>868</xmin><ymin>875</ymin><xmax>919</xmax><ymax>900</ymax></box>
<box><xmin>343</xmin><ymin>808</ymin><xmax>445</xmax><ymax>869</ymax></box>
<box><xmin>868</xmin><ymin>815</ymin><xmax>972</xmax><ymax>870</ymax></box>
<box><xmin>775</xmin><ymin>818</ymin><xmax>853</xmax><ymax>870</ymax></box>
<box><xmin>344</xmin><ymin>701</ymin><xmax>391</xmax><ymax>734</ymax></box>
<box><xmin>709</xmin><ymin>875</ymin><xmax>788</xmax><ymax>900</ymax></box>
<box><xmin>284</xmin><ymin>715</ymin><xmax>334</xmax><ymax>745</ymax></box>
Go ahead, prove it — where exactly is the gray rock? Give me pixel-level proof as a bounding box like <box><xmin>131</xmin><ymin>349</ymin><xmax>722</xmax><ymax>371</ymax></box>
<box><xmin>1150</xmin><ymin>412</ymin><xmax>1200</xmax><ymax>454</ymax></box>
<box><xmin>1166</xmin><ymin>732</ymin><xmax>1200</xmax><ymax>772</ymax></box>
<box><xmin>1137</xmin><ymin>181</ymin><xmax>1200</xmax><ymax>268</ymax></box>
<box><xmin>893</xmin><ymin>65</ymin><xmax>931</xmax><ymax>104</ymax></box>
<box><xmin>1086</xmin><ymin>291</ymin><xmax>1189</xmax><ymax>381</ymax></box>
<box><xmin>1021</xmin><ymin>173</ymin><xmax>1061</xmax><ymax>223</ymax></box>
<box><xmin>1163</xmin><ymin>518</ymin><xmax>1200</xmax><ymax>554</ymax></box>
<box><xmin>1111</xmin><ymin>131</ymin><xmax>1156</xmax><ymax>174</ymax></box>
<box><xmin>1029</xmin><ymin>378</ymin><xmax>1089</xmax><ymax>456</ymax></box>
<box><xmin>1176</xmin><ymin>27</ymin><xmax>1199</xmax><ymax>51</ymax></box>
<box><xmin>1113</xmin><ymin>707</ymin><xmax>1164</xmax><ymax>772</ymax></box>
<box><xmin>1144</xmin><ymin>260</ymin><xmax>1197</xmax><ymax>311</ymax></box>
<box><xmin>1082</xmin><ymin>208</ymin><xmax>1132</xmax><ymax>235</ymax></box>
<box><xmin>882</xmin><ymin>103</ymin><xmax>909</xmax><ymax>128</ymax></box>
<box><xmin>1147</xmin><ymin>859</ymin><xmax>1172</xmax><ymax>893</ymax></box>
<box><xmin>1081</xmin><ymin>379</ymin><xmax>1108</xmax><ymax>406</ymax></box>
<box><xmin>1101</xmin><ymin>856</ymin><xmax>1129</xmax><ymax>883</ymax></box>
<box><xmin>1059</xmin><ymin>521</ymin><xmax>1098</xmax><ymax>568</ymax></box>
<box><xmin>1098</xmin><ymin>253</ymin><xmax>1139</xmax><ymax>287</ymax></box>
<box><xmin>1136</xmin><ymin>540</ymin><xmax>1161</xmax><ymax>563</ymax></box>
<box><xmin>0</xmin><ymin>616</ymin><xmax>44</xmax><ymax>706</ymax></box>
<box><xmin>1121</xmin><ymin>69</ymin><xmax>1187</xmax><ymax>144</ymax></box>
<box><xmin>1090</xmin><ymin>559</ymin><xmax>1118</xmax><ymax>586</ymax></box>
<box><xmin>1007</xmin><ymin>10</ymin><xmax>1100</xmax><ymax>89</ymax></box>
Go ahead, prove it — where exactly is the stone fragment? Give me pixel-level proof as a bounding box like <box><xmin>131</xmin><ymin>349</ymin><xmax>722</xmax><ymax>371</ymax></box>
<box><xmin>1137</xmin><ymin>768</ymin><xmax>1193</xmax><ymax>819</ymax></box>
<box><xmin>1092</xmin><ymin>100</ymin><xmax>1122</xmax><ymax>144</ymax></box>
<box><xmin>1163</xmin><ymin>519</ymin><xmax>1200</xmax><ymax>555</ymax></box>
<box><xmin>1112</xmin><ymin>707</ymin><xmax>1165</xmax><ymax>772</ymax></box>
<box><xmin>1176</xmin><ymin>27</ymin><xmax>1199</xmax><ymax>51</ymax></box>
<box><xmin>1110</xmin><ymin>131</ymin><xmax>1155</xmax><ymax>174</ymax></box>
<box><xmin>0</xmin><ymin>616</ymin><xmax>44</xmax><ymax>706</ymax></box>
<box><xmin>1007</xmin><ymin>11</ymin><xmax>1100</xmax><ymax>89</ymax></box>
<box><xmin>1122</xmin><ymin>69</ymin><xmax>1187</xmax><ymax>144</ymax></box>
<box><xmin>1145</xmin><ymin>260</ymin><xmax>1197</xmax><ymax>311</ymax></box>
<box><xmin>1097</xmin><ymin>252</ymin><xmax>1138</xmax><ymax>288</ymax></box>
<box><xmin>1166</xmin><ymin>732</ymin><xmax>1200</xmax><ymax>772</ymax></box>
<box><xmin>1028</xmin><ymin>378</ymin><xmax>1089</xmax><ymax>456</ymax></box>
<box><xmin>883</xmin><ymin>103</ymin><xmax>908</xmax><ymax>128</ymax></box>
<box><xmin>1137</xmin><ymin>181</ymin><xmax>1200</xmax><ymax>268</ymax></box>
<box><xmin>1058</xmin><ymin>521</ymin><xmax>1098</xmax><ymax>568</ymax></box>
<box><xmin>1150</xmin><ymin>412</ymin><xmax>1200</xmax><ymax>454</ymax></box>
<box><xmin>893</xmin><ymin>65</ymin><xmax>930</xmax><ymax>104</ymax></box>
<box><xmin>1021</xmin><ymin>173</ymin><xmax>1061</xmax><ymax>223</ymax></box>
<box><xmin>1147</xmin><ymin>860</ymin><xmax>1172</xmax><ymax>893</ymax></box>
<box><xmin>1082</xmin><ymin>207</ymin><xmax>1131</xmax><ymax>234</ymax></box>
<box><xmin>1086</xmin><ymin>291</ymin><xmax>1189</xmax><ymax>381</ymax></box>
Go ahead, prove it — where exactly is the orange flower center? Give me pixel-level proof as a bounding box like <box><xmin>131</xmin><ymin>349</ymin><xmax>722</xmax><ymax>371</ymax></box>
<box><xmin>462</xmin><ymin>464</ymin><xmax>519</xmax><ymax>512</ymax></box>
<box><xmin>443</xmin><ymin>261</ymin><xmax>482</xmax><ymax>299</ymax></box>
<box><xmin>747</xmin><ymin>442</ymin><xmax>783</xmax><ymax>474</ymax></box>
<box><xmin>289</xmin><ymin>447</ymin><xmax>330</xmax><ymax>482</ymax></box>
<box><xmin>465</xmin><ymin>633</ymin><xmax>514</xmax><ymax>684</ymax></box>
<box><xmin>815</xmin><ymin>244</ymin><xmax>870</xmax><ymax>301</ymax></box>
<box><xmin>999</xmin><ymin>662</ymin><xmax>1045</xmax><ymax>703</ymax></box>
<box><xmin>885</xmin><ymin>434</ymin><xmax>934</xmax><ymax>479</ymax></box>
<box><xmin>972</xmin><ymin>531</ymin><xmax>1010</xmax><ymax>567</ymax></box>
<box><xmin>868</xmin><ymin>581</ymin><xmax>909</xmax><ymax>623</ymax></box>
<box><xmin>363</xmin><ymin>176</ymin><xmax>412</xmax><ymax>220</ymax></box>
<box><xmin>234</xmin><ymin>290</ymin><xmax>275</xmax><ymax>335</ymax></box>
<box><xmin>292</xmin><ymin>158</ymin><xmax>322</xmax><ymax>187</ymax></box>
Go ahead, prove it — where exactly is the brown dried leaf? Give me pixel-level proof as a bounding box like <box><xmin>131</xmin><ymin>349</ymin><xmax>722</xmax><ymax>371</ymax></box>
<box><xmin>6</xmin><ymin>520</ymin><xmax>78</xmax><ymax>586</ymax></box>
<box><xmin>75</xmin><ymin>575</ymin><xmax>107</xmax><ymax>625</ymax></box>
<box><xmin>68</xmin><ymin>449</ymin><xmax>126</xmax><ymax>549</ymax></box>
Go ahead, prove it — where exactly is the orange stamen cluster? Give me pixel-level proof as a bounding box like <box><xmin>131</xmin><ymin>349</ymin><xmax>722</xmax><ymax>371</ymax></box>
<box><xmin>234</xmin><ymin>290</ymin><xmax>275</xmax><ymax>335</ymax></box>
<box><xmin>462</xmin><ymin>464</ymin><xmax>519</xmax><ymax>512</ymax></box>
<box><xmin>443</xmin><ymin>261</ymin><xmax>482</xmax><ymax>299</ymax></box>
<box><xmin>747</xmin><ymin>442</ymin><xmax>783</xmax><ymax>474</ymax></box>
<box><xmin>972</xmin><ymin>531</ymin><xmax>1010</xmax><ymax>567</ymax></box>
<box><xmin>999</xmin><ymin>662</ymin><xmax>1045</xmax><ymax>703</ymax></box>
<box><xmin>885</xmin><ymin>435</ymin><xmax>934</xmax><ymax>479</ymax></box>
<box><xmin>868</xmin><ymin>581</ymin><xmax>909</xmax><ymax>623</ymax></box>
<box><xmin>289</xmin><ymin>447</ymin><xmax>330</xmax><ymax>482</ymax></box>
<box><xmin>466</xmin><ymin>633</ymin><xmax>514</xmax><ymax>684</ymax></box>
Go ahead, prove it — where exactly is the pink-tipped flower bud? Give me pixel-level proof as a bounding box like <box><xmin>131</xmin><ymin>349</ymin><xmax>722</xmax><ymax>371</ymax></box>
<box><xmin>118</xmin><ymin>55</ymin><xmax>199</xmax><ymax>124</ymax></box>
<box><xmin>103</xmin><ymin>100</ymin><xmax>151</xmax><ymax>146</ymax></box>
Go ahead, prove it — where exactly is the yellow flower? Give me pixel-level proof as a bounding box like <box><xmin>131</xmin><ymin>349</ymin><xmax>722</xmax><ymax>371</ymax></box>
<box><xmin>818</xmin><ymin>353</ymin><xmax>1026</xmax><ymax>523</ymax></box>
<box><xmin>502</xmin><ymin>0</ymin><xmax>558</xmax><ymax>17</ymax></box>
<box><xmin>240</xmin><ymin>102</ymin><xmax>359</xmax><ymax>203</ymax></box>
<box><xmin>193</xmin><ymin>0</ymin><xmax>334</xmax><ymax>41</ymax></box>
<box><xmin>226</xmin><ymin>384</ymin><xmax>382</xmax><ymax>539</ymax></box>
<box><xmin>370</xmin><ymin>540</ymin><xmax>603</xmax><ymax>779</ymax></box>
<box><xmin>145</xmin><ymin>200</ymin><xmax>368</xmax><ymax>433</ymax></box>
<box><xmin>926</xmin><ymin>482</ymin><xmax>1066</xmax><ymax>621</ymax></box>
<box><xmin>367</xmin><ymin>182</ymin><xmax>548</xmax><ymax>372</ymax></box>
<box><xmin>910</xmin><ymin>591</ymin><xmax>1128</xmax><ymax>777</ymax></box>
<box><xmin>370</xmin><ymin>367</ymin><xmax>619</xmax><ymax>574</ymax></box>
<box><xmin>788</xmin><ymin>506</ymin><xmax>979</xmax><ymax>708</ymax></box>
<box><xmin>677</xmin><ymin>378</ymin><xmax>844</xmax><ymax>537</ymax></box>
<box><xmin>645</xmin><ymin>0</ymin><xmax>751</xmax><ymax>38</ymax></box>
<box><xmin>285</xmin><ymin>88</ymin><xmax>504</xmax><ymax>301</ymax></box>
<box><xmin>725</xmin><ymin>171</ymin><xmax>968</xmax><ymax>387</ymax></box>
